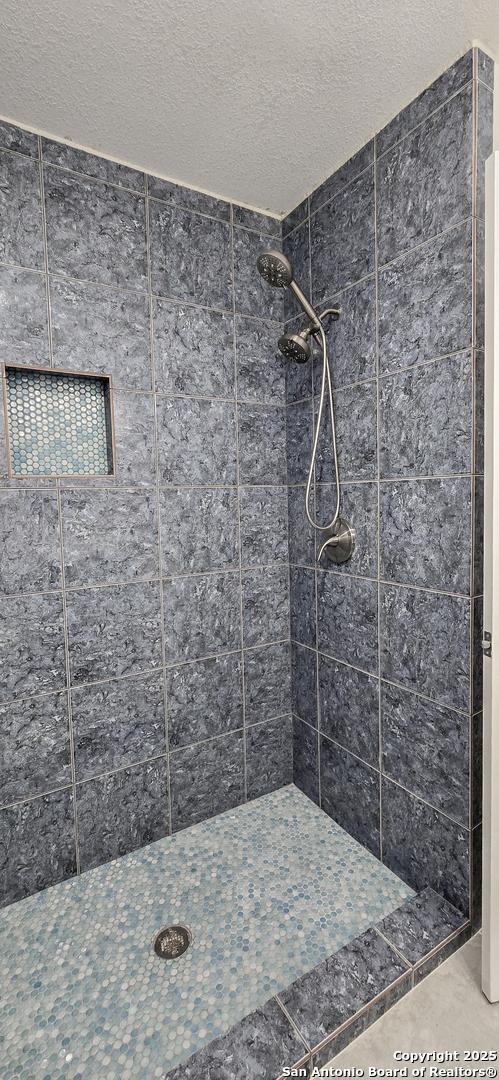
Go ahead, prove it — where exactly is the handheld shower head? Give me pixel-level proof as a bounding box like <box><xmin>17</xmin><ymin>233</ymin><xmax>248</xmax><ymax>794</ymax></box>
<box><xmin>256</xmin><ymin>250</ymin><xmax>293</xmax><ymax>288</ymax></box>
<box><xmin>257</xmin><ymin>248</ymin><xmax>321</xmax><ymax>329</ymax></box>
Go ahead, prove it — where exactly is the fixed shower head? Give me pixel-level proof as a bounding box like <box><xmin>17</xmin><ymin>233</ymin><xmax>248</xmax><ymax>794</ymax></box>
<box><xmin>256</xmin><ymin>250</ymin><xmax>293</xmax><ymax>288</ymax></box>
<box><xmin>278</xmin><ymin>328</ymin><xmax>312</xmax><ymax>363</ymax></box>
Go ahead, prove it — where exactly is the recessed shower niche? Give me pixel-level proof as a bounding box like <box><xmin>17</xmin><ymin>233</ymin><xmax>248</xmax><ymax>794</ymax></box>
<box><xmin>2</xmin><ymin>364</ymin><xmax>115</xmax><ymax>478</ymax></box>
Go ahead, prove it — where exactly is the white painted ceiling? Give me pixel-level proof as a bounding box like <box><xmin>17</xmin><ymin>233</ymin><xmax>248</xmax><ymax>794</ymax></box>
<box><xmin>0</xmin><ymin>0</ymin><xmax>497</xmax><ymax>215</ymax></box>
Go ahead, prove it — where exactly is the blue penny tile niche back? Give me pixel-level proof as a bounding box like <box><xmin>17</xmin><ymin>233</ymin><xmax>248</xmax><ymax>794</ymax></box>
<box><xmin>4</xmin><ymin>366</ymin><xmax>114</xmax><ymax>477</ymax></box>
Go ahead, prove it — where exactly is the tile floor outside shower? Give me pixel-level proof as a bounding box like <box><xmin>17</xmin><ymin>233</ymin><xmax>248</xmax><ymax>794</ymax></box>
<box><xmin>0</xmin><ymin>785</ymin><xmax>413</xmax><ymax>1079</ymax></box>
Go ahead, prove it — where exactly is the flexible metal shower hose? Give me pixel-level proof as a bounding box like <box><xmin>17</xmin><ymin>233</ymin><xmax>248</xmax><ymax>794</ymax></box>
<box><xmin>305</xmin><ymin>322</ymin><xmax>341</xmax><ymax>535</ymax></box>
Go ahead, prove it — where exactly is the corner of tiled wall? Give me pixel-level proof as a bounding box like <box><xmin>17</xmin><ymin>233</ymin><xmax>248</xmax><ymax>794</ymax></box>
<box><xmin>285</xmin><ymin>45</ymin><xmax>494</xmax><ymax>919</ymax></box>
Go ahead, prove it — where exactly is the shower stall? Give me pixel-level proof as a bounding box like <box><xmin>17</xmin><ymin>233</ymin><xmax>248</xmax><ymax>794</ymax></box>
<box><xmin>0</xmin><ymin>44</ymin><xmax>493</xmax><ymax>1079</ymax></box>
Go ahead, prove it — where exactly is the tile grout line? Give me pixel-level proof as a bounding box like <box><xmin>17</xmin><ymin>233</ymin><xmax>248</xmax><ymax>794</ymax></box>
<box><xmin>39</xmin><ymin>135</ymin><xmax>81</xmax><ymax>876</ymax></box>
<box><xmin>373</xmin><ymin>129</ymin><xmax>384</xmax><ymax>863</ymax></box>
<box><xmin>274</xmin><ymin>994</ymin><xmax>312</xmax><ymax>1059</ymax></box>
<box><xmin>145</xmin><ymin>173</ymin><xmax>173</xmax><ymax>837</ymax></box>
<box><xmin>230</xmin><ymin>203</ymin><xmax>248</xmax><ymax>802</ymax></box>
<box><xmin>307</xmin><ymin>201</ymin><xmax>323</xmax><ymax>809</ymax></box>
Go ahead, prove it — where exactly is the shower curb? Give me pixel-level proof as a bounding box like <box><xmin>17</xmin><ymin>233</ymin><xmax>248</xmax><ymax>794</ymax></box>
<box><xmin>162</xmin><ymin>888</ymin><xmax>469</xmax><ymax>1078</ymax></box>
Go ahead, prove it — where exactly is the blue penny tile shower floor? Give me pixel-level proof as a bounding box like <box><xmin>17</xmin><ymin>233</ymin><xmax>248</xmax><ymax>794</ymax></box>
<box><xmin>0</xmin><ymin>785</ymin><xmax>413</xmax><ymax>1079</ymax></box>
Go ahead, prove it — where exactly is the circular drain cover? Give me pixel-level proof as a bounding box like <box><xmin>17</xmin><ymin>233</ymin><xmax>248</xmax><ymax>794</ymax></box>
<box><xmin>153</xmin><ymin>925</ymin><xmax>191</xmax><ymax>960</ymax></box>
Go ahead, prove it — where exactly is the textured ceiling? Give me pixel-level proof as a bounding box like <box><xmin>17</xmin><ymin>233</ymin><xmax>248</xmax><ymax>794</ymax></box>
<box><xmin>0</xmin><ymin>0</ymin><xmax>497</xmax><ymax>215</ymax></box>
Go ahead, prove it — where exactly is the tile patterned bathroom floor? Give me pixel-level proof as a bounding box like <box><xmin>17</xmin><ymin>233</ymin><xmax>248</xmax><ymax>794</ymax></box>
<box><xmin>0</xmin><ymin>784</ymin><xmax>413</xmax><ymax>1079</ymax></box>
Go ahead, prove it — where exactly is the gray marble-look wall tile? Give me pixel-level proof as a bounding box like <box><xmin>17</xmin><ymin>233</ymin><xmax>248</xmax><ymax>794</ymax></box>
<box><xmin>472</xmin><ymin>711</ymin><xmax>483</xmax><ymax>829</ymax></box>
<box><xmin>473</xmin><ymin>594</ymin><xmax>483</xmax><ymax>714</ymax></box>
<box><xmin>0</xmin><ymin>788</ymin><xmax>76</xmax><ymax>907</ymax></box>
<box><xmin>280</xmin><ymin>926</ymin><xmax>408</xmax><ymax>1051</ymax></box>
<box><xmin>44</xmin><ymin>167</ymin><xmax>147</xmax><ymax>289</ymax></box>
<box><xmin>380</xmin><ymin>584</ymin><xmax>470</xmax><ymax>711</ymax></box>
<box><xmin>149</xmin><ymin>200</ymin><xmax>231</xmax><ymax>309</ymax></box>
<box><xmin>232</xmin><ymin>205</ymin><xmax>281</xmax><ymax>236</ymax></box>
<box><xmin>320</xmin><ymin>737</ymin><xmax>380</xmax><ymax>856</ymax></box>
<box><xmin>293</xmin><ymin>715</ymin><xmax>319</xmax><ymax>804</ymax></box>
<box><xmin>67</xmin><ymin>580</ymin><xmax>162</xmax><ymax>684</ymax></box>
<box><xmin>153</xmin><ymin>300</ymin><xmax>234</xmax><ymax>398</ymax></box>
<box><xmin>241</xmin><ymin>566</ymin><xmax>290</xmax><ymax>648</ymax></box>
<box><xmin>244</xmin><ymin>641</ymin><xmax>291</xmax><ymax>724</ymax></box>
<box><xmin>379</xmin><ymin>352</ymin><xmax>472</xmax><ymax>478</ymax></box>
<box><xmin>380</xmin><ymin>477</ymin><xmax>471</xmax><ymax>594</ymax></box>
<box><xmin>325</xmin><ymin>275</ymin><xmax>376</xmax><ymax>387</ymax></box>
<box><xmin>319</xmin><ymin>654</ymin><xmax>379</xmax><ymax>767</ymax></box>
<box><xmin>310</xmin><ymin>141</ymin><xmax>374</xmax><ymax>216</ymax></box>
<box><xmin>317</xmin><ymin>380</ymin><xmax>378</xmax><ymax>483</ymax></box>
<box><xmin>381</xmin><ymin>778</ymin><xmax>470</xmax><ymax>914</ymax></box>
<box><xmin>50</xmin><ymin>277</ymin><xmax>151</xmax><ymax>390</ymax></box>
<box><xmin>288</xmin><ymin>484</ymin><xmax>316</xmax><ymax>567</ymax></box>
<box><xmin>381</xmin><ymin>681</ymin><xmax>469</xmax><ymax>825</ymax></box>
<box><xmin>0</xmin><ymin>691</ymin><xmax>70</xmax><ymax>806</ymax></box>
<box><xmin>170</xmin><ymin>730</ymin><xmax>244</xmax><ymax>831</ymax></box>
<box><xmin>378</xmin><ymin>221</ymin><xmax>473</xmax><ymax>373</ymax></box>
<box><xmin>476</xmin><ymin>49</ymin><xmax>494</xmax><ymax>89</ymax></box>
<box><xmin>290</xmin><ymin>566</ymin><xmax>316</xmax><ymax>647</ymax></box>
<box><xmin>316</xmin><ymin>482</ymin><xmax>378</xmax><ymax>578</ymax></box>
<box><xmin>61</xmin><ymin>488</ymin><xmax>158</xmax><ymax>586</ymax></box>
<box><xmin>237</xmin><ymin>403</ymin><xmax>287</xmax><ymax>485</ymax></box>
<box><xmin>112</xmin><ymin>391</ymin><xmax>157</xmax><ymax>486</ymax></box>
<box><xmin>0</xmin><ymin>149</ymin><xmax>44</xmax><ymax>268</ymax></box>
<box><xmin>163</xmin><ymin>571</ymin><xmax>241</xmax><ymax>663</ymax></box>
<box><xmin>0</xmin><ymin>593</ymin><xmax>66</xmax><ymax>702</ymax></box>
<box><xmin>376</xmin><ymin>51</ymin><xmax>473</xmax><ymax>157</ymax></box>
<box><xmin>474</xmin><ymin>349</ymin><xmax>484</xmax><ymax>475</ymax></box>
<box><xmin>167</xmin><ymin>652</ymin><xmax>243</xmax><ymax>749</ymax></box>
<box><xmin>0</xmin><ymin>120</ymin><xmax>38</xmax><ymax>157</ymax></box>
<box><xmin>160</xmin><ymin>487</ymin><xmax>239</xmax><ymax>575</ymax></box>
<box><xmin>291</xmin><ymin>642</ymin><xmax>317</xmax><ymax>727</ymax></box>
<box><xmin>282</xmin><ymin>197</ymin><xmax>309</xmax><ymax>236</ymax></box>
<box><xmin>376</xmin><ymin>885</ymin><xmax>467</xmax><ymax>965</ymax></box>
<box><xmin>477</xmin><ymin>83</ymin><xmax>494</xmax><ymax>222</ymax></box>
<box><xmin>317</xmin><ymin>571</ymin><xmax>378</xmax><ymax>673</ymax></box>
<box><xmin>0</xmin><ymin>489</ymin><xmax>61</xmax><ymax>594</ymax></box>
<box><xmin>77</xmin><ymin>758</ymin><xmax>168</xmax><ymax>872</ymax></box>
<box><xmin>246</xmin><ymin>715</ymin><xmax>293</xmax><ymax>799</ymax></box>
<box><xmin>377</xmin><ymin>84</ymin><xmax>473</xmax><ymax>265</ymax></box>
<box><xmin>239</xmin><ymin>486</ymin><xmax>288</xmax><ymax>567</ymax></box>
<box><xmin>235</xmin><ymin>315</ymin><xmax>286</xmax><ymax>404</ymax></box>
<box><xmin>311</xmin><ymin>167</ymin><xmax>375</xmax><ymax>304</ymax></box>
<box><xmin>476</xmin><ymin>220</ymin><xmax>485</xmax><ymax>350</ymax></box>
<box><xmin>233</xmin><ymin>228</ymin><xmax>283</xmax><ymax>321</ymax></box>
<box><xmin>0</xmin><ymin>265</ymin><xmax>48</xmax><ymax>365</ymax></box>
<box><xmin>42</xmin><ymin>139</ymin><xmax>145</xmax><ymax>191</ymax></box>
<box><xmin>71</xmin><ymin>673</ymin><xmax>165</xmax><ymax>781</ymax></box>
<box><xmin>164</xmin><ymin>995</ymin><xmax>309</xmax><ymax>1080</ymax></box>
<box><xmin>156</xmin><ymin>397</ymin><xmax>237</xmax><ymax>485</ymax></box>
<box><xmin>283</xmin><ymin>219</ymin><xmax>311</xmax><ymax>321</ymax></box>
<box><xmin>148</xmin><ymin>175</ymin><xmax>230</xmax><ymax>221</ymax></box>
<box><xmin>286</xmin><ymin>398</ymin><xmax>313</xmax><ymax>485</ymax></box>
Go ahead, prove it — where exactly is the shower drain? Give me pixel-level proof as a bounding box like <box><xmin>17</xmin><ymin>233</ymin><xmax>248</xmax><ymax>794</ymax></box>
<box><xmin>153</xmin><ymin>925</ymin><xmax>191</xmax><ymax>960</ymax></box>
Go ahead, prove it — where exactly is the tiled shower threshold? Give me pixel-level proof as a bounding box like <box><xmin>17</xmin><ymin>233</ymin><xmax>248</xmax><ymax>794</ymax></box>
<box><xmin>0</xmin><ymin>786</ymin><xmax>469</xmax><ymax>1079</ymax></box>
